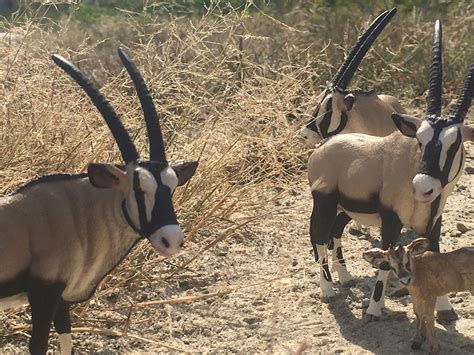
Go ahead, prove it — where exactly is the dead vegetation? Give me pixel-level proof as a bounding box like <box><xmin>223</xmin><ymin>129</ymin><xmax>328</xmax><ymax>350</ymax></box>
<box><xmin>0</xmin><ymin>2</ymin><xmax>473</xmax><ymax>352</ymax></box>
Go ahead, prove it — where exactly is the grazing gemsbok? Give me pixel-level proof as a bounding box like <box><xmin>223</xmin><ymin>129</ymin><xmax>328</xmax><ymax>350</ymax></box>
<box><xmin>0</xmin><ymin>48</ymin><xmax>198</xmax><ymax>355</ymax></box>
<box><xmin>307</xmin><ymin>20</ymin><xmax>473</xmax><ymax>322</ymax></box>
<box><xmin>363</xmin><ymin>239</ymin><xmax>474</xmax><ymax>354</ymax></box>
<box><xmin>299</xmin><ymin>8</ymin><xmax>406</xmax><ymax>147</ymax></box>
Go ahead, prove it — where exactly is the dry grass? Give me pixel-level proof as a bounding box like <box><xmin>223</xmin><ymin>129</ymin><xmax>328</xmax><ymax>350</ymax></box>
<box><xmin>0</xmin><ymin>1</ymin><xmax>473</xmax><ymax>348</ymax></box>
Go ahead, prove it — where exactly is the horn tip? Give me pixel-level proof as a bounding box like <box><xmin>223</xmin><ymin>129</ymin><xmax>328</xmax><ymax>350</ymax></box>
<box><xmin>118</xmin><ymin>47</ymin><xmax>128</xmax><ymax>59</ymax></box>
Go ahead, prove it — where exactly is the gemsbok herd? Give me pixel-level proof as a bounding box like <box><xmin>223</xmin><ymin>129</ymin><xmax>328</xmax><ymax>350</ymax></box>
<box><xmin>0</xmin><ymin>8</ymin><xmax>472</xmax><ymax>355</ymax></box>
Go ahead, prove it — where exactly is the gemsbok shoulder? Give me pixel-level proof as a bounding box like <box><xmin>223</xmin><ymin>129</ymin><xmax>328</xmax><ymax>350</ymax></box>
<box><xmin>0</xmin><ymin>48</ymin><xmax>198</xmax><ymax>355</ymax></box>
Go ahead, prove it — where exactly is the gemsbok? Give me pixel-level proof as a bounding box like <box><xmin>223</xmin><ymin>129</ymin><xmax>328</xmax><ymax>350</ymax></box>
<box><xmin>299</xmin><ymin>8</ymin><xmax>406</xmax><ymax>147</ymax></box>
<box><xmin>0</xmin><ymin>48</ymin><xmax>198</xmax><ymax>354</ymax></box>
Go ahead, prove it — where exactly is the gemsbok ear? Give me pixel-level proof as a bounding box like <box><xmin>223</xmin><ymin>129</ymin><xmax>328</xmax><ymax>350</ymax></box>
<box><xmin>462</xmin><ymin>125</ymin><xmax>474</xmax><ymax>142</ymax></box>
<box><xmin>408</xmin><ymin>238</ymin><xmax>430</xmax><ymax>255</ymax></box>
<box><xmin>343</xmin><ymin>93</ymin><xmax>356</xmax><ymax>111</ymax></box>
<box><xmin>87</xmin><ymin>163</ymin><xmax>127</xmax><ymax>189</ymax></box>
<box><xmin>391</xmin><ymin>113</ymin><xmax>419</xmax><ymax>137</ymax></box>
<box><xmin>362</xmin><ymin>248</ymin><xmax>387</xmax><ymax>268</ymax></box>
<box><xmin>171</xmin><ymin>160</ymin><xmax>199</xmax><ymax>186</ymax></box>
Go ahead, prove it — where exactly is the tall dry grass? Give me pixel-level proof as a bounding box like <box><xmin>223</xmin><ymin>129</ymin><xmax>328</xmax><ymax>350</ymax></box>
<box><xmin>0</xmin><ymin>1</ymin><xmax>472</xmax><ymax>346</ymax></box>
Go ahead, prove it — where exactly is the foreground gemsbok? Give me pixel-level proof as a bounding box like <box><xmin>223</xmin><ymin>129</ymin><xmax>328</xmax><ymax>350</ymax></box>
<box><xmin>0</xmin><ymin>48</ymin><xmax>198</xmax><ymax>354</ymax></box>
<box><xmin>307</xmin><ymin>20</ymin><xmax>473</xmax><ymax>321</ymax></box>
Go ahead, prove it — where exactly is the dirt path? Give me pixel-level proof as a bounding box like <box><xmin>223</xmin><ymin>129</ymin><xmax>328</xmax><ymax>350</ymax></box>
<box><xmin>1</xmin><ymin>144</ymin><xmax>473</xmax><ymax>354</ymax></box>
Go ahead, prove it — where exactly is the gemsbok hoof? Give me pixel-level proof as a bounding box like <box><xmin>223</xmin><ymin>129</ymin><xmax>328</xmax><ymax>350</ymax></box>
<box><xmin>363</xmin><ymin>312</ymin><xmax>380</xmax><ymax>323</ymax></box>
<box><xmin>340</xmin><ymin>278</ymin><xmax>356</xmax><ymax>287</ymax></box>
<box><xmin>411</xmin><ymin>340</ymin><xmax>423</xmax><ymax>350</ymax></box>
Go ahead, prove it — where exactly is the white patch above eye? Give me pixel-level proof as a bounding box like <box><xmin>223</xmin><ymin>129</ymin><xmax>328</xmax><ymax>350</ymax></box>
<box><xmin>439</xmin><ymin>125</ymin><xmax>462</xmax><ymax>172</ymax></box>
<box><xmin>160</xmin><ymin>166</ymin><xmax>179</xmax><ymax>192</ymax></box>
<box><xmin>416</xmin><ymin>121</ymin><xmax>434</xmax><ymax>145</ymax></box>
<box><xmin>136</xmin><ymin>167</ymin><xmax>158</xmax><ymax>222</ymax></box>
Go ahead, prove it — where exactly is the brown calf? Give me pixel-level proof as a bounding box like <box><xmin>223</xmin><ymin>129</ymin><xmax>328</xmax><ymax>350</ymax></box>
<box><xmin>363</xmin><ymin>239</ymin><xmax>474</xmax><ymax>354</ymax></box>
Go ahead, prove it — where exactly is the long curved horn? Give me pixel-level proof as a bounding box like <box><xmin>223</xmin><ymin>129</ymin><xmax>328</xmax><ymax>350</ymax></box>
<box><xmin>52</xmin><ymin>55</ymin><xmax>139</xmax><ymax>163</ymax></box>
<box><xmin>335</xmin><ymin>8</ymin><xmax>397</xmax><ymax>90</ymax></box>
<box><xmin>118</xmin><ymin>48</ymin><xmax>167</xmax><ymax>162</ymax></box>
<box><xmin>449</xmin><ymin>62</ymin><xmax>474</xmax><ymax>123</ymax></box>
<box><xmin>427</xmin><ymin>20</ymin><xmax>443</xmax><ymax>116</ymax></box>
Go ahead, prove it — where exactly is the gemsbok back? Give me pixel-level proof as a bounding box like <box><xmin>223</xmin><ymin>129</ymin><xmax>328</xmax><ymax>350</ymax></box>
<box><xmin>0</xmin><ymin>48</ymin><xmax>198</xmax><ymax>355</ymax></box>
<box><xmin>299</xmin><ymin>8</ymin><xmax>407</xmax><ymax>147</ymax></box>
<box><xmin>307</xmin><ymin>20</ymin><xmax>473</xmax><ymax>322</ymax></box>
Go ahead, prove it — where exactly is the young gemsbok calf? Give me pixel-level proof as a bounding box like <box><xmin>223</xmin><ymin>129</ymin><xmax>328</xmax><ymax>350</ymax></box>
<box><xmin>307</xmin><ymin>20</ymin><xmax>473</xmax><ymax>322</ymax></box>
<box><xmin>0</xmin><ymin>48</ymin><xmax>198</xmax><ymax>355</ymax></box>
<box><xmin>299</xmin><ymin>8</ymin><xmax>406</xmax><ymax>147</ymax></box>
<box><xmin>363</xmin><ymin>239</ymin><xmax>474</xmax><ymax>354</ymax></box>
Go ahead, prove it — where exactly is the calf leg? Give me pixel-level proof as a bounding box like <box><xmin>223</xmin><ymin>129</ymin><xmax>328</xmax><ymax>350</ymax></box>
<box><xmin>310</xmin><ymin>191</ymin><xmax>337</xmax><ymax>299</ymax></box>
<box><xmin>429</xmin><ymin>216</ymin><xmax>457</xmax><ymax>323</ymax></box>
<box><xmin>27</xmin><ymin>278</ymin><xmax>64</xmax><ymax>355</ymax></box>
<box><xmin>411</xmin><ymin>298</ymin><xmax>426</xmax><ymax>350</ymax></box>
<box><xmin>423</xmin><ymin>297</ymin><xmax>440</xmax><ymax>354</ymax></box>
<box><xmin>366</xmin><ymin>210</ymin><xmax>402</xmax><ymax>320</ymax></box>
<box><xmin>329</xmin><ymin>213</ymin><xmax>353</xmax><ymax>285</ymax></box>
<box><xmin>54</xmin><ymin>301</ymin><xmax>73</xmax><ymax>355</ymax></box>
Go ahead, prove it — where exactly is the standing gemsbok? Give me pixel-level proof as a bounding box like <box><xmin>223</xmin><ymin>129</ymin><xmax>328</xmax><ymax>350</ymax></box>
<box><xmin>299</xmin><ymin>9</ymin><xmax>409</xmax><ymax>279</ymax></box>
<box><xmin>0</xmin><ymin>48</ymin><xmax>198</xmax><ymax>355</ymax></box>
<box><xmin>299</xmin><ymin>8</ymin><xmax>407</xmax><ymax>147</ymax></box>
<box><xmin>307</xmin><ymin>20</ymin><xmax>473</xmax><ymax>322</ymax></box>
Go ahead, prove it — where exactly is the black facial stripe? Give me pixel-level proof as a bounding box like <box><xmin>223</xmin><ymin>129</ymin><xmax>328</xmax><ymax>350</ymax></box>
<box><xmin>319</xmin><ymin>97</ymin><xmax>333</xmax><ymax>137</ymax></box>
<box><xmin>306</xmin><ymin>119</ymin><xmax>318</xmax><ymax>131</ymax></box>
<box><xmin>441</xmin><ymin>130</ymin><xmax>462</xmax><ymax>185</ymax></box>
<box><xmin>306</xmin><ymin>89</ymin><xmax>331</xmax><ymax>135</ymax></box>
<box><xmin>149</xmin><ymin>177</ymin><xmax>179</xmax><ymax>231</ymax></box>
<box><xmin>133</xmin><ymin>171</ymin><xmax>148</xmax><ymax>231</ymax></box>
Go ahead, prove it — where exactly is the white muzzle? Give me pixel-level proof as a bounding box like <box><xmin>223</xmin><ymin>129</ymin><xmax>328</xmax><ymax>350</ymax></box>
<box><xmin>149</xmin><ymin>225</ymin><xmax>184</xmax><ymax>256</ymax></box>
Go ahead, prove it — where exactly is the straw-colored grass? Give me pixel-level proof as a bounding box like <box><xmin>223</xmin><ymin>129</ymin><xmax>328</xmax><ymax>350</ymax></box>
<box><xmin>0</xmin><ymin>1</ymin><xmax>472</xmax><ymax>349</ymax></box>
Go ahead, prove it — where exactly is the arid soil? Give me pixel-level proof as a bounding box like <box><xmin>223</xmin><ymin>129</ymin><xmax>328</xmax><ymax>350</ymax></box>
<box><xmin>1</xmin><ymin>139</ymin><xmax>472</xmax><ymax>354</ymax></box>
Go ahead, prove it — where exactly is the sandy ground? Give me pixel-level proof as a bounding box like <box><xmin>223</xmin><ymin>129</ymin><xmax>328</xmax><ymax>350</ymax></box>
<box><xmin>1</xmin><ymin>141</ymin><xmax>473</xmax><ymax>354</ymax></box>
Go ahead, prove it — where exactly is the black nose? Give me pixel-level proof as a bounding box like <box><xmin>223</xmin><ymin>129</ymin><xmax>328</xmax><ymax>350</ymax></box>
<box><xmin>161</xmin><ymin>236</ymin><xmax>170</xmax><ymax>248</ymax></box>
<box><xmin>179</xmin><ymin>241</ymin><xmax>184</xmax><ymax>248</ymax></box>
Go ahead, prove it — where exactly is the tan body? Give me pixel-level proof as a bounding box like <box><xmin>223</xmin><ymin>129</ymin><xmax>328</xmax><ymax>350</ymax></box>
<box><xmin>308</xmin><ymin>132</ymin><xmax>462</xmax><ymax>234</ymax></box>
<box><xmin>0</xmin><ymin>176</ymin><xmax>138</xmax><ymax>304</ymax></box>
<box><xmin>338</xmin><ymin>93</ymin><xmax>407</xmax><ymax>136</ymax></box>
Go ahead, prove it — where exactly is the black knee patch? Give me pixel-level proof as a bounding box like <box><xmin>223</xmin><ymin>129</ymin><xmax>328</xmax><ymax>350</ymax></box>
<box><xmin>372</xmin><ymin>280</ymin><xmax>384</xmax><ymax>302</ymax></box>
